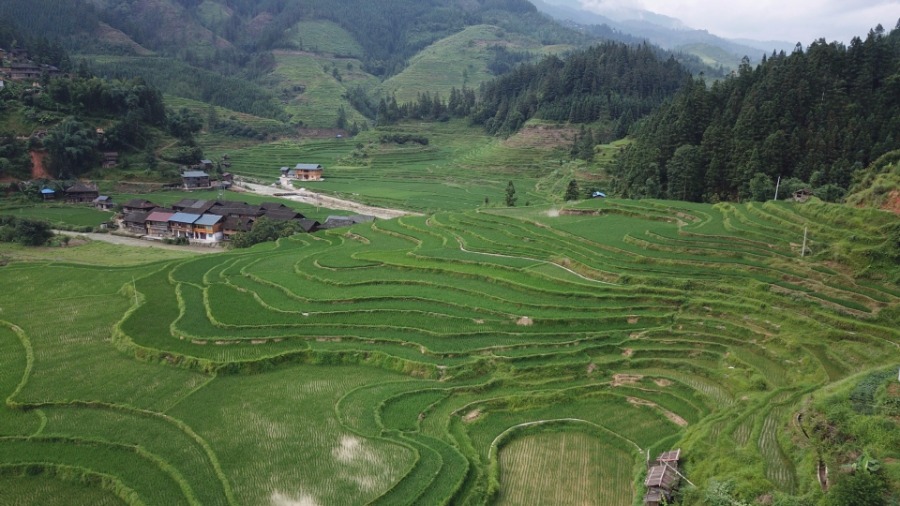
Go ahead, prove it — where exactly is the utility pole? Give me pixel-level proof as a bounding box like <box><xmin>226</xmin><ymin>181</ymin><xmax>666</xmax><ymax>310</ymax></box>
<box><xmin>773</xmin><ymin>175</ymin><xmax>781</xmax><ymax>201</ymax></box>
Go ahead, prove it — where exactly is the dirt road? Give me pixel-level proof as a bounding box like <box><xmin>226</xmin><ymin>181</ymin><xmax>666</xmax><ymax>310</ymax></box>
<box><xmin>54</xmin><ymin>230</ymin><xmax>222</xmax><ymax>254</ymax></box>
<box><xmin>236</xmin><ymin>182</ymin><xmax>420</xmax><ymax>220</ymax></box>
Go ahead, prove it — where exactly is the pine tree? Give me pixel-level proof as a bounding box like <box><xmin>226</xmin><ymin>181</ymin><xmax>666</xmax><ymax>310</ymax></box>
<box><xmin>564</xmin><ymin>179</ymin><xmax>580</xmax><ymax>201</ymax></box>
<box><xmin>505</xmin><ymin>181</ymin><xmax>517</xmax><ymax>207</ymax></box>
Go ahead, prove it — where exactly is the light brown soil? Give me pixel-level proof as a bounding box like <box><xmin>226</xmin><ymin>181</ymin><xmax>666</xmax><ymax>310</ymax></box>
<box><xmin>626</xmin><ymin>397</ymin><xmax>688</xmax><ymax>427</ymax></box>
<box><xmin>612</xmin><ymin>374</ymin><xmax>643</xmax><ymax>387</ymax></box>
<box><xmin>627</xmin><ymin>316</ymin><xmax>640</xmax><ymax>324</ymax></box>
<box><xmin>502</xmin><ymin>124</ymin><xmax>577</xmax><ymax>150</ymax></box>
<box><xmin>515</xmin><ymin>316</ymin><xmax>533</xmax><ymax>326</ymax></box>
<box><xmin>30</xmin><ymin>151</ymin><xmax>51</xmax><ymax>179</ymax></box>
<box><xmin>463</xmin><ymin>409</ymin><xmax>482</xmax><ymax>423</ymax></box>
<box><xmin>654</xmin><ymin>378</ymin><xmax>673</xmax><ymax>387</ymax></box>
<box><xmin>622</xmin><ymin>348</ymin><xmax>634</xmax><ymax>357</ymax></box>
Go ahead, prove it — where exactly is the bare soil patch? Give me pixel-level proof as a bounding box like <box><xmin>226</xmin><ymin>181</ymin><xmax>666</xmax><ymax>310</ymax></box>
<box><xmin>627</xmin><ymin>316</ymin><xmax>640</xmax><ymax>324</ymax></box>
<box><xmin>30</xmin><ymin>151</ymin><xmax>51</xmax><ymax>179</ymax></box>
<box><xmin>622</xmin><ymin>348</ymin><xmax>634</xmax><ymax>357</ymax></box>
<box><xmin>627</xmin><ymin>397</ymin><xmax>688</xmax><ymax>427</ymax></box>
<box><xmin>463</xmin><ymin>409</ymin><xmax>482</xmax><ymax>423</ymax></box>
<box><xmin>654</xmin><ymin>378</ymin><xmax>673</xmax><ymax>387</ymax></box>
<box><xmin>515</xmin><ymin>316</ymin><xmax>533</xmax><ymax>326</ymax></box>
<box><xmin>503</xmin><ymin>124</ymin><xmax>577</xmax><ymax>150</ymax></box>
<box><xmin>612</xmin><ymin>374</ymin><xmax>643</xmax><ymax>387</ymax></box>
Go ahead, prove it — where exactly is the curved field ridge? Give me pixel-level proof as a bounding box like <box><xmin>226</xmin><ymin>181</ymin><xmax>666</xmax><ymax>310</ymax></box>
<box><xmin>0</xmin><ymin>199</ymin><xmax>897</xmax><ymax>504</ymax></box>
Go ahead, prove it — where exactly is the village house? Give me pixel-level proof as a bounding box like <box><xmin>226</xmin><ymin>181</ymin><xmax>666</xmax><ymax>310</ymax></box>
<box><xmin>101</xmin><ymin>152</ymin><xmax>119</xmax><ymax>168</ymax></box>
<box><xmin>113</xmin><ymin>197</ymin><xmax>317</xmax><ymax>244</ymax></box>
<box><xmin>169</xmin><ymin>212</ymin><xmax>201</xmax><ymax>238</ymax></box>
<box><xmin>172</xmin><ymin>198</ymin><xmax>214</xmax><ymax>214</ymax></box>
<box><xmin>643</xmin><ymin>449</ymin><xmax>682</xmax><ymax>506</ymax></box>
<box><xmin>182</xmin><ymin>170</ymin><xmax>210</xmax><ymax>189</ymax></box>
<box><xmin>123</xmin><ymin>211</ymin><xmax>151</xmax><ymax>235</ymax></box>
<box><xmin>320</xmin><ymin>214</ymin><xmax>375</xmax><ymax>230</ymax></box>
<box><xmin>191</xmin><ymin>214</ymin><xmax>224</xmax><ymax>242</ymax></box>
<box><xmin>93</xmin><ymin>195</ymin><xmax>114</xmax><ymax>210</ymax></box>
<box><xmin>792</xmin><ymin>188</ymin><xmax>814</xmax><ymax>203</ymax></box>
<box><xmin>145</xmin><ymin>210</ymin><xmax>174</xmax><ymax>237</ymax></box>
<box><xmin>283</xmin><ymin>163</ymin><xmax>324</xmax><ymax>181</ymax></box>
<box><xmin>222</xmin><ymin>215</ymin><xmax>256</xmax><ymax>239</ymax></box>
<box><xmin>65</xmin><ymin>182</ymin><xmax>100</xmax><ymax>203</ymax></box>
<box><xmin>40</xmin><ymin>188</ymin><xmax>56</xmax><ymax>201</ymax></box>
<box><xmin>121</xmin><ymin>199</ymin><xmax>159</xmax><ymax>214</ymax></box>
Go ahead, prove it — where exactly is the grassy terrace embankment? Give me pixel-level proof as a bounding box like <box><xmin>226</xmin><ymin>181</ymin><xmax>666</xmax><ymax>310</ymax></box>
<box><xmin>0</xmin><ymin>197</ymin><xmax>897</xmax><ymax>505</ymax></box>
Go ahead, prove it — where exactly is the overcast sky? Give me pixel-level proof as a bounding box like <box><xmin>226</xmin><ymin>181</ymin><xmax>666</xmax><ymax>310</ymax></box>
<box><xmin>580</xmin><ymin>0</ymin><xmax>899</xmax><ymax>44</ymax></box>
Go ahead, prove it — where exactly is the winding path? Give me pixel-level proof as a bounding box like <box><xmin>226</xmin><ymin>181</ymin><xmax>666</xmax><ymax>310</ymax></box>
<box><xmin>235</xmin><ymin>182</ymin><xmax>421</xmax><ymax>220</ymax></box>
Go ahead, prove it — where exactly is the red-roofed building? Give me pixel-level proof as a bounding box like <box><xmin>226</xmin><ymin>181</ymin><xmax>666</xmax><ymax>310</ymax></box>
<box><xmin>146</xmin><ymin>211</ymin><xmax>174</xmax><ymax>237</ymax></box>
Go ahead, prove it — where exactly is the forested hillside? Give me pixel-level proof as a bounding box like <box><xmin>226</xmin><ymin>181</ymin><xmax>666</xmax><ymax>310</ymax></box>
<box><xmin>612</xmin><ymin>23</ymin><xmax>900</xmax><ymax>203</ymax></box>
<box><xmin>471</xmin><ymin>42</ymin><xmax>688</xmax><ymax>136</ymax></box>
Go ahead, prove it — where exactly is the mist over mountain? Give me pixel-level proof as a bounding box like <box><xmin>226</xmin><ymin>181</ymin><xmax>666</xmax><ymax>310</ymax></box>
<box><xmin>531</xmin><ymin>0</ymin><xmax>796</xmax><ymax>66</ymax></box>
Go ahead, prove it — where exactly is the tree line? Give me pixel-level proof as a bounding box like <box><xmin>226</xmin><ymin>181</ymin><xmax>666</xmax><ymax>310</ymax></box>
<box><xmin>612</xmin><ymin>22</ymin><xmax>900</xmax><ymax>202</ymax></box>
<box><xmin>470</xmin><ymin>42</ymin><xmax>689</xmax><ymax>137</ymax></box>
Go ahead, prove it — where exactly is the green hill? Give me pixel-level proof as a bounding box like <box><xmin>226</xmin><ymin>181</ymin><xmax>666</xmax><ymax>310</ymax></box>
<box><xmin>376</xmin><ymin>25</ymin><xmax>557</xmax><ymax>105</ymax></box>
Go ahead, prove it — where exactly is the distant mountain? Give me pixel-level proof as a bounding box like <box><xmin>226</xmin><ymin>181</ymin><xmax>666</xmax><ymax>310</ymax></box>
<box><xmin>531</xmin><ymin>0</ymin><xmax>795</xmax><ymax>69</ymax></box>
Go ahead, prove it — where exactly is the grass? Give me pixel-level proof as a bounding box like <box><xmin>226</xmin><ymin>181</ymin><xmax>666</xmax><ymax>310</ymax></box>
<box><xmin>497</xmin><ymin>431</ymin><xmax>634</xmax><ymax>506</ymax></box>
<box><xmin>0</xmin><ymin>193</ymin><xmax>897</xmax><ymax>506</ymax></box>
<box><xmin>0</xmin><ymin>204</ymin><xmax>114</xmax><ymax>228</ymax></box>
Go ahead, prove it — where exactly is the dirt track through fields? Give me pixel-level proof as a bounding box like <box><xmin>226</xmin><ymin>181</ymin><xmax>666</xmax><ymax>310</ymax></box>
<box><xmin>54</xmin><ymin>230</ymin><xmax>221</xmax><ymax>254</ymax></box>
<box><xmin>236</xmin><ymin>182</ymin><xmax>420</xmax><ymax>220</ymax></box>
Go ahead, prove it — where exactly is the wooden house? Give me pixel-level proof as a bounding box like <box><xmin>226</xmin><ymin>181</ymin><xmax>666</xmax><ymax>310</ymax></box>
<box><xmin>145</xmin><ymin>211</ymin><xmax>174</xmax><ymax>237</ymax></box>
<box><xmin>121</xmin><ymin>199</ymin><xmax>158</xmax><ymax>214</ymax></box>
<box><xmin>643</xmin><ymin>449</ymin><xmax>682</xmax><ymax>506</ymax></box>
<box><xmin>792</xmin><ymin>188</ymin><xmax>813</xmax><ymax>203</ymax></box>
<box><xmin>297</xmin><ymin>219</ymin><xmax>320</xmax><ymax>233</ymax></box>
<box><xmin>320</xmin><ymin>214</ymin><xmax>375</xmax><ymax>230</ymax></box>
<box><xmin>222</xmin><ymin>215</ymin><xmax>256</xmax><ymax>239</ymax></box>
<box><xmin>101</xmin><ymin>152</ymin><xmax>118</xmax><ymax>168</ymax></box>
<box><xmin>65</xmin><ymin>182</ymin><xmax>99</xmax><ymax>203</ymax></box>
<box><xmin>93</xmin><ymin>195</ymin><xmax>114</xmax><ymax>210</ymax></box>
<box><xmin>169</xmin><ymin>212</ymin><xmax>201</xmax><ymax>238</ymax></box>
<box><xmin>122</xmin><ymin>211</ymin><xmax>150</xmax><ymax>235</ymax></box>
<box><xmin>172</xmin><ymin>199</ymin><xmax>216</xmax><ymax>214</ymax></box>
<box><xmin>290</xmin><ymin>163</ymin><xmax>323</xmax><ymax>181</ymax></box>
<box><xmin>182</xmin><ymin>170</ymin><xmax>210</xmax><ymax>189</ymax></box>
<box><xmin>191</xmin><ymin>214</ymin><xmax>224</xmax><ymax>242</ymax></box>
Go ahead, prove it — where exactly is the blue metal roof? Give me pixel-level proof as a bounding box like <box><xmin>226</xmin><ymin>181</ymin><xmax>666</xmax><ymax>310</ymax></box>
<box><xmin>194</xmin><ymin>214</ymin><xmax>222</xmax><ymax>226</ymax></box>
<box><xmin>41</xmin><ymin>188</ymin><xmax>56</xmax><ymax>194</ymax></box>
<box><xmin>169</xmin><ymin>212</ymin><xmax>201</xmax><ymax>224</ymax></box>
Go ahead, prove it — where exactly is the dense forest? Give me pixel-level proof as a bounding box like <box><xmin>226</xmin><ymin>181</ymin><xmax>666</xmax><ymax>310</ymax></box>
<box><xmin>0</xmin><ymin>0</ymin><xmax>583</xmax><ymax>78</ymax></box>
<box><xmin>612</xmin><ymin>22</ymin><xmax>900</xmax><ymax>202</ymax></box>
<box><xmin>471</xmin><ymin>42</ymin><xmax>689</xmax><ymax>136</ymax></box>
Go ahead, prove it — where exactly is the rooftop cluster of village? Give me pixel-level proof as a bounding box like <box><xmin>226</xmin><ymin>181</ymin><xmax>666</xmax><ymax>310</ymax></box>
<box><xmin>0</xmin><ymin>47</ymin><xmax>64</xmax><ymax>85</ymax></box>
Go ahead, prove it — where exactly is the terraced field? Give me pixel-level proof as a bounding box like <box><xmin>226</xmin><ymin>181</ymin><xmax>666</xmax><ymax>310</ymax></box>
<box><xmin>0</xmin><ymin>197</ymin><xmax>897</xmax><ymax>505</ymax></box>
<box><xmin>223</xmin><ymin>121</ymin><xmax>564</xmax><ymax>212</ymax></box>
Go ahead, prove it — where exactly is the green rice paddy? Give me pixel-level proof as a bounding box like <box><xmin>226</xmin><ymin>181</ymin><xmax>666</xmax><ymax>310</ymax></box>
<box><xmin>0</xmin><ymin>192</ymin><xmax>897</xmax><ymax>504</ymax></box>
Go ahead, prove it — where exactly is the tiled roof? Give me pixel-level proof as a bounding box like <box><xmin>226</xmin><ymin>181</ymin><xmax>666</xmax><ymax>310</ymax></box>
<box><xmin>146</xmin><ymin>211</ymin><xmax>174</xmax><ymax>222</ymax></box>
